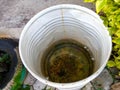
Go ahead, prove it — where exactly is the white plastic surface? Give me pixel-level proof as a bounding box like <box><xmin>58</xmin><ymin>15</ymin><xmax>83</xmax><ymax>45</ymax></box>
<box><xmin>19</xmin><ymin>4</ymin><xmax>112</xmax><ymax>90</ymax></box>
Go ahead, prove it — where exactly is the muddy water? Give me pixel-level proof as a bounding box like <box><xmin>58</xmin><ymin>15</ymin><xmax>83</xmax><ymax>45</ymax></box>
<box><xmin>41</xmin><ymin>39</ymin><xmax>94</xmax><ymax>83</ymax></box>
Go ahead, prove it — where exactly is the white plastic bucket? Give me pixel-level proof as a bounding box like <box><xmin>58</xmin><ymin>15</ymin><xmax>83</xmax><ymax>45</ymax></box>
<box><xmin>19</xmin><ymin>4</ymin><xmax>112</xmax><ymax>90</ymax></box>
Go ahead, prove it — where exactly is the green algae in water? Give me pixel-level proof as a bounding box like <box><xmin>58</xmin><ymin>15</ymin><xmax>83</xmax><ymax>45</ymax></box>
<box><xmin>41</xmin><ymin>39</ymin><xmax>94</xmax><ymax>83</ymax></box>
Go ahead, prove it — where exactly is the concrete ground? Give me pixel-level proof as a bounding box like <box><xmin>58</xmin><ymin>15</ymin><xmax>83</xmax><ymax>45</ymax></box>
<box><xmin>0</xmin><ymin>0</ymin><xmax>94</xmax><ymax>29</ymax></box>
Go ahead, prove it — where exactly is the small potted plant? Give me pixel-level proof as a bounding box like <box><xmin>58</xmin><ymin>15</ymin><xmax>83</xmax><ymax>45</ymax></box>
<box><xmin>0</xmin><ymin>38</ymin><xmax>18</xmax><ymax>89</ymax></box>
<box><xmin>0</xmin><ymin>38</ymin><xmax>28</xmax><ymax>90</ymax></box>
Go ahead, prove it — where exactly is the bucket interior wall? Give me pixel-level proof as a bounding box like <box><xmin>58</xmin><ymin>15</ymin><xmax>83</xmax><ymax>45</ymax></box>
<box><xmin>20</xmin><ymin>6</ymin><xmax>111</xmax><ymax>84</ymax></box>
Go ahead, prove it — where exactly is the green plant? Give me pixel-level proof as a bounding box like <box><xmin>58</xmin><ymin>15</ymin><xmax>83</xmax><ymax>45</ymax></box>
<box><xmin>0</xmin><ymin>51</ymin><xmax>11</xmax><ymax>82</ymax></box>
<box><xmin>0</xmin><ymin>53</ymin><xmax>10</xmax><ymax>63</ymax></box>
<box><xmin>10</xmin><ymin>66</ymin><xmax>28</xmax><ymax>90</ymax></box>
<box><xmin>84</xmin><ymin>0</ymin><xmax>120</xmax><ymax>73</ymax></box>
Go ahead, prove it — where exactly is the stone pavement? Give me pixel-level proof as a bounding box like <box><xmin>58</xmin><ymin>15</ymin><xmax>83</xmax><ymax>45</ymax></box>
<box><xmin>0</xmin><ymin>0</ymin><xmax>94</xmax><ymax>29</ymax></box>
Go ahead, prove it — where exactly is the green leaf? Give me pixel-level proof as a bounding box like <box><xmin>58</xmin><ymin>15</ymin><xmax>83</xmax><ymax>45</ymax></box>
<box><xmin>114</xmin><ymin>45</ymin><xmax>120</xmax><ymax>50</ymax></box>
<box><xmin>114</xmin><ymin>0</ymin><xmax>120</xmax><ymax>3</ymax></box>
<box><xmin>116</xmin><ymin>63</ymin><xmax>120</xmax><ymax>69</ymax></box>
<box><xmin>112</xmin><ymin>8</ymin><xmax>119</xmax><ymax>14</ymax></box>
<box><xmin>11</xmin><ymin>66</ymin><xmax>27</xmax><ymax>90</ymax></box>
<box><xmin>116</xmin><ymin>22</ymin><xmax>120</xmax><ymax>28</ymax></box>
<box><xmin>108</xmin><ymin>27</ymin><xmax>117</xmax><ymax>35</ymax></box>
<box><xmin>113</xmin><ymin>38</ymin><xmax>120</xmax><ymax>44</ymax></box>
<box><xmin>115</xmin><ymin>30</ymin><xmax>120</xmax><ymax>37</ymax></box>
<box><xmin>107</xmin><ymin>61</ymin><xmax>116</xmax><ymax>67</ymax></box>
<box><xmin>118</xmin><ymin>50</ymin><xmax>120</xmax><ymax>55</ymax></box>
<box><xmin>117</xmin><ymin>15</ymin><xmax>120</xmax><ymax>21</ymax></box>
<box><xmin>11</xmin><ymin>83</ymin><xmax>21</xmax><ymax>90</ymax></box>
<box><xmin>84</xmin><ymin>0</ymin><xmax>95</xmax><ymax>2</ymax></box>
<box><xmin>114</xmin><ymin>59</ymin><xmax>120</xmax><ymax>69</ymax></box>
<box><xmin>115</xmin><ymin>56</ymin><xmax>120</xmax><ymax>60</ymax></box>
<box><xmin>0</xmin><ymin>54</ymin><xmax>10</xmax><ymax>62</ymax></box>
<box><xmin>100</xmin><ymin>16</ymin><xmax>109</xmax><ymax>26</ymax></box>
<box><xmin>96</xmin><ymin>0</ymin><xmax>107</xmax><ymax>13</ymax></box>
<box><xmin>11</xmin><ymin>84</ymin><xmax>30</xmax><ymax>90</ymax></box>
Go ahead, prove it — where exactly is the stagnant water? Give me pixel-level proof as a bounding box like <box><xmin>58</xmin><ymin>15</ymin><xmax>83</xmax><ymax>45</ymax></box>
<box><xmin>41</xmin><ymin>39</ymin><xmax>94</xmax><ymax>83</ymax></box>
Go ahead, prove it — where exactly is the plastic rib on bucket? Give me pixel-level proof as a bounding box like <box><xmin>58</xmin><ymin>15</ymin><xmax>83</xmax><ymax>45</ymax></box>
<box><xmin>19</xmin><ymin>4</ymin><xmax>112</xmax><ymax>90</ymax></box>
